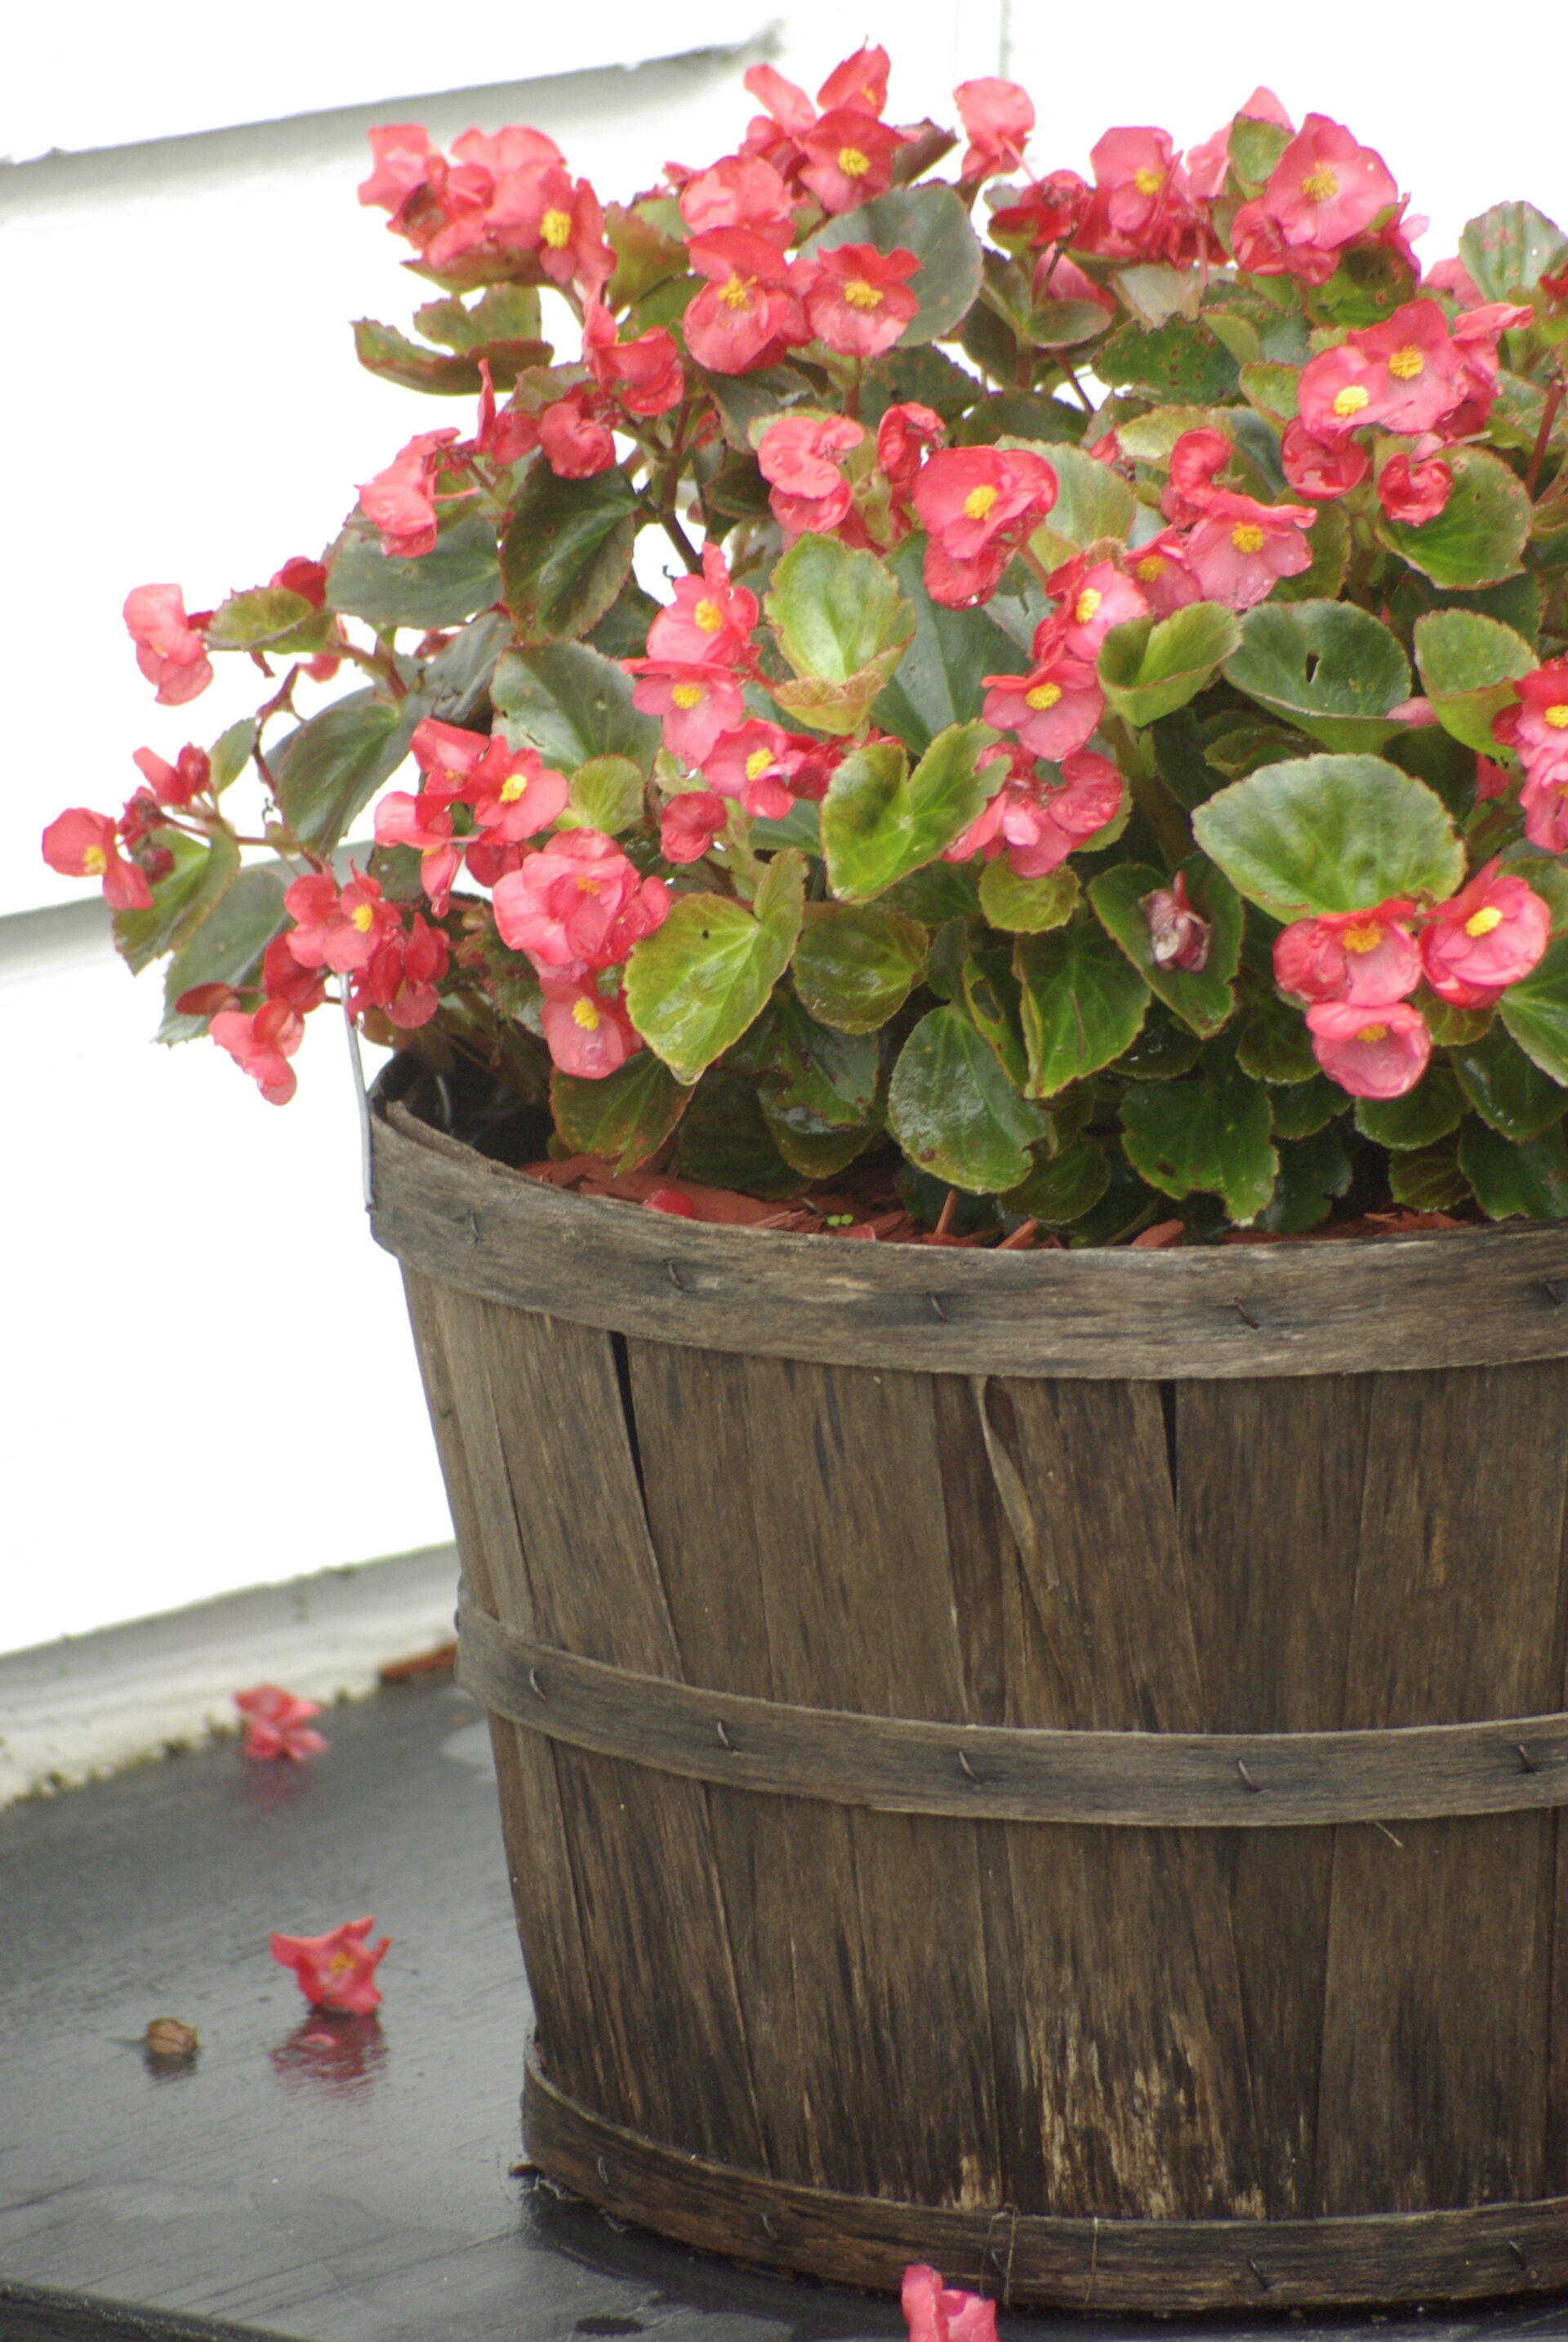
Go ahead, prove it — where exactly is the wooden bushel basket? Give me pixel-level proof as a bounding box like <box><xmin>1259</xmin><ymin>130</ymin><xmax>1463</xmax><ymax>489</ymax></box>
<box><xmin>370</xmin><ymin>1059</ymin><xmax>1568</xmax><ymax>2316</ymax></box>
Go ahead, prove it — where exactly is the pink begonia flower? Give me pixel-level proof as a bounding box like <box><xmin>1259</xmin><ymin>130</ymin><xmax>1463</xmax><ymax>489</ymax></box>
<box><xmin>1508</xmin><ymin>660</ymin><xmax>1568</xmax><ymax>775</ymax></box>
<box><xmin>876</xmin><ymin>401</ymin><xmax>946</xmax><ymax>496</ymax></box>
<box><xmin>270</xmin><ymin>1917</ymin><xmax>390</xmax><ymax>2016</ymax></box>
<box><xmin>683</xmin><ymin>229</ymin><xmax>808</xmax><ymax>374</ymax></box>
<box><xmin>625</xmin><ymin>659</ymin><xmax>749</xmax><ymax>764</ymax></box>
<box><xmin>354</xmin><ymin>913</ymin><xmax>450</xmax><ymax>1029</ymax></box>
<box><xmin>467</xmin><ymin>744</ymin><xmax>571</xmax><ymax>842</ymax></box>
<box><xmin>1522</xmin><ymin>766</ymin><xmax>1568</xmax><ymax>853</ymax></box>
<box><xmin>211</xmin><ymin>1001</ymin><xmax>306</xmax><ymax>1106</ymax></box>
<box><xmin>1476</xmin><ymin>755</ymin><xmax>1512</xmax><ymax>803</ymax></box>
<box><xmin>539</xmin><ymin>977</ymin><xmax>641</xmax><ymax>1079</ymax></box>
<box><xmin>1161</xmin><ymin>429</ymin><xmax>1232</xmax><ymax>526</ymax></box>
<box><xmin>1259</xmin><ymin>115</ymin><xmax>1397</xmax><ymax>252</ymax></box>
<box><xmin>539</xmin><ymin>389</ymin><xmax>617</xmax><ymax>479</ymax></box>
<box><xmin>902</xmin><ymin>2263</ymin><xmax>999</xmax><ymax>2342</ymax></box>
<box><xmin>1274</xmin><ymin>903</ymin><xmax>1421</xmax><ymax>1006</ymax></box>
<box><xmin>131</xmin><ymin>743</ymin><xmax>211</xmax><ymax>808</ymax></box>
<box><xmin>372</xmin><ymin>790</ymin><xmax>462</xmax><ymax>915</ymax></box>
<box><xmin>357</xmin><ymin>123</ymin><xmax>439</xmax><ymax>213</ymax></box>
<box><xmin>492</xmin><ymin>829</ymin><xmax>669</xmax><ymax>974</ymax></box>
<box><xmin>953</xmin><ymin>78</ymin><xmax>1034</xmax><ymax>180</ymax></box>
<box><xmin>234</xmin><ymin>1685</ymin><xmax>327</xmax><ymax>1762</ymax></box>
<box><xmin>357</xmin><ymin>429</ymin><xmax>460</xmax><ymax>559</ymax></box>
<box><xmin>1300</xmin><ymin>301</ymin><xmax>1468</xmax><ymax>443</ymax></box>
<box><xmin>1229</xmin><ymin>197</ymin><xmax>1339</xmax><ymax>288</ymax></box>
<box><xmin>1125</xmin><ymin>530</ymin><xmax>1202</xmax><ymax>615</ymax></box>
<box><xmin>647</xmin><ymin>545</ymin><xmax>760</xmax><ymax>668</ymax></box>
<box><xmin>1307</xmin><ymin>1000</ymin><xmax>1432</xmax><ymax>1099</ymax></box>
<box><xmin>1183</xmin><ymin>492</ymin><xmax>1315</xmax><ymax>610</ymax></box>
<box><xmin>581</xmin><ymin>303</ymin><xmax>685</xmax><ymax>417</ymax></box>
<box><xmin>123</xmin><ymin>584</ymin><xmax>214</xmax><ymax>707</ymax></box>
<box><xmin>1425</xmin><ymin>255</ymin><xmax>1483</xmax><ymax>303</ymax></box>
<box><xmin>1142</xmin><ymin>870</ymin><xmax>1212</xmax><ymax>971</ymax></box>
<box><xmin>1045</xmin><ymin>556</ymin><xmax>1149</xmax><ymax>658</ymax></box>
<box><xmin>982</xmin><ymin>636</ymin><xmax>1103</xmax><ymax>762</ymax></box>
<box><xmin>1085</xmin><ymin>126</ymin><xmax>1183</xmax><ymax>247</ymax></box>
<box><xmin>947</xmin><ymin>750</ymin><xmax>1125</xmax><ymax>879</ymax></box>
<box><xmin>912</xmin><ymin>446</ymin><xmax>1058</xmax><ymax>607</ymax></box>
<box><xmin>1377</xmin><ymin>452</ymin><xmax>1453</xmax><ymax>527</ymax></box>
<box><xmin>1280</xmin><ymin>420</ymin><xmax>1370</xmax><ymax>501</ymax></box>
<box><xmin>757</xmin><ymin>413</ymin><xmax>865</xmax><ymax>537</ymax></box>
<box><xmin>798</xmin><ymin>110</ymin><xmax>906</xmax><ymax>216</ymax></box>
<box><xmin>284</xmin><ymin>870</ymin><xmax>399</xmax><ymax>974</ymax></box>
<box><xmin>1296</xmin><ymin>340</ymin><xmax>1404</xmax><ymax>439</ymax></box>
<box><xmin>679</xmin><ymin>155</ymin><xmax>796</xmax><ymax>247</ymax></box>
<box><xmin>1420</xmin><ymin>860</ymin><xmax>1551</xmax><ymax>1008</ymax></box>
<box><xmin>1442</xmin><ymin>301</ymin><xmax>1533</xmax><ymax>437</ymax></box>
<box><xmin>805</xmin><ymin>243</ymin><xmax>921</xmax><ymax>358</ymax></box>
<box><xmin>815</xmin><ymin>43</ymin><xmax>892</xmax><ymax>115</ymax></box>
<box><xmin>41</xmin><ymin>808</ymin><xmax>154</xmax><ymax>912</ymax></box>
<box><xmin>991</xmin><ymin>169</ymin><xmax>1089</xmax><ymax>250</ymax></box>
<box><xmin>660</xmin><ymin>788</ymin><xmax>728</xmax><ymax>865</ymax></box>
<box><xmin>701</xmin><ymin>719</ymin><xmax>826</xmax><ymax>819</ymax></box>
<box><xmin>260</xmin><ymin>933</ymin><xmax>327</xmax><ymax>1014</ymax></box>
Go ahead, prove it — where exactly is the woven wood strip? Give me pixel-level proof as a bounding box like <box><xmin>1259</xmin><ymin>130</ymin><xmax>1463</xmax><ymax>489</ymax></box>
<box><xmin>458</xmin><ymin>1600</ymin><xmax>1568</xmax><ymax>1828</ymax></box>
<box><xmin>368</xmin><ymin>1093</ymin><xmax>1568</xmax><ymax>1382</ymax></box>
<box><xmin>521</xmin><ymin>2047</ymin><xmax>1568</xmax><ymax>2312</ymax></box>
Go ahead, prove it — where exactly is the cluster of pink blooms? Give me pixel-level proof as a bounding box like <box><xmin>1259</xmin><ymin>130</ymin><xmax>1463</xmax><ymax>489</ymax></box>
<box><xmin>1494</xmin><ymin>658</ymin><xmax>1568</xmax><ymax>853</ymax></box>
<box><xmin>270</xmin><ymin>1916</ymin><xmax>390</xmax><ymax>2015</ymax></box>
<box><xmin>234</xmin><ymin>1684</ymin><xmax>328</xmax><ymax>1762</ymax></box>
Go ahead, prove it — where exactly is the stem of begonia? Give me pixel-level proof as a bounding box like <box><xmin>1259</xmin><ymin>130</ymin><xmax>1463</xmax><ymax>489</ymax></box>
<box><xmin>1526</xmin><ymin>372</ymin><xmax>1566</xmax><ymax>499</ymax></box>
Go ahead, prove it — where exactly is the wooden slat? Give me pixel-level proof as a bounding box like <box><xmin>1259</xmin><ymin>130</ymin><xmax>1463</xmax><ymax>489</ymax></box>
<box><xmin>979</xmin><ymin>1378</ymin><xmax>1263</xmax><ymax>2220</ymax></box>
<box><xmin>1315</xmin><ymin>1362</ymin><xmax>1568</xmax><ymax>2212</ymax></box>
<box><xmin>1177</xmin><ymin>1374</ymin><xmax>1372</xmax><ymax>2215</ymax></box>
<box><xmin>370</xmin><ymin>1097</ymin><xmax>1568</xmax><ymax>1382</ymax></box>
<box><xmin>471</xmin><ymin>1301</ymin><xmax>764</xmax><ymax>2168</ymax></box>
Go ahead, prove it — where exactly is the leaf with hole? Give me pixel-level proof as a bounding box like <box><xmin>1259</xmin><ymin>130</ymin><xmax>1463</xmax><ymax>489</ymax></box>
<box><xmin>1222</xmin><ymin>599</ymin><xmax>1411</xmax><ymax>753</ymax></box>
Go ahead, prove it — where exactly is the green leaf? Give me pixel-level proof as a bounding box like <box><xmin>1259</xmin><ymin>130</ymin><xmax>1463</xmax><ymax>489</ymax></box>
<box><xmin>113</xmin><ymin>829</ymin><xmax>241</xmax><ymax>976</ymax></box>
<box><xmin>156</xmin><ymin>866</ymin><xmax>288</xmax><ymax>1042</ymax></box>
<box><xmin>1089</xmin><ymin>856</ymin><xmax>1243</xmax><ymax>1037</ymax></box>
<box><xmin>418</xmin><ymin>609</ymin><xmax>513</xmax><ymax>725</ymax></box>
<box><xmin>1375</xmin><ymin>446</ymin><xmax>1530</xmax><ymax>590</ymax></box>
<box><xmin>1193</xmin><ymin>755</ymin><xmax>1465</xmax><ymax>919</ymax></box>
<box><xmin>624</xmin><ymin>853</ymin><xmax>804</xmax><ymax>1087</ymax></box>
<box><xmin>270</xmin><ymin>690</ymin><xmax>412</xmax><ymax>853</ymax></box>
<box><xmin>747</xmin><ymin>992</ymin><xmax>883</xmax><ymax>1178</ymax></box>
<box><xmin>979</xmin><ymin>860</ymin><xmax>1080</xmax><ymax>933</ymax></box>
<box><xmin>1238</xmin><ymin>994</ymin><xmax>1319</xmax><ymax>1084</ymax></box>
<box><xmin>821</xmin><ymin>722</ymin><xmax>999</xmax><ymax>902</ymax></box>
<box><xmin>1096</xmin><ymin>318</ymin><xmax>1239</xmax><ymax>403</ymax></box>
<box><xmin>1223</xmin><ymin>600</ymin><xmax>1411</xmax><ymax>753</ymax></box>
<box><xmin>1272</xmin><ymin>1072</ymin><xmax>1347</xmax><ymax>1137</ymax></box>
<box><xmin>604</xmin><ymin>198</ymin><xmax>689</xmax><ymax>309</ymax></box>
<box><xmin>550</xmin><ymin>1050</ymin><xmax>688</xmax><ymax>1172</ymax></box>
<box><xmin>1459</xmin><ymin>1119</ymin><xmax>1568</xmax><ymax>1221</ymax></box>
<box><xmin>1354</xmin><ymin>1065</ymin><xmax>1464</xmax><ymax>1150</ymax></box>
<box><xmin>492</xmin><ymin>639</ymin><xmax>661</xmax><ymax>773</ymax></box>
<box><xmin>1391</xmin><ymin>1138</ymin><xmax>1472</xmax><ymax>1212</ymax></box>
<box><xmin>1027</xmin><ymin>441</ymin><xmax>1135</xmax><ymax>567</ymax></box>
<box><xmin>1098</xmin><ymin>601</ymin><xmax>1242</xmax><ymax>728</ymax></box>
<box><xmin>1259</xmin><ymin>1124</ymin><xmax>1353</xmax><ymax>1233</ymax></box>
<box><xmin>1121</xmin><ymin>1065</ymin><xmax>1278</xmax><ymax>1222</ymax></box>
<box><xmin>804</xmin><ymin>185</ymin><xmax>983</xmax><ymax>345</ymax></box>
<box><xmin>559</xmin><ymin>755</ymin><xmax>644</xmax><ymax>835</ymax></box>
<box><xmin>352</xmin><ymin>316</ymin><xmax>548</xmax><ymax>394</ymax></box>
<box><xmin>766</xmin><ymin>533</ymin><xmax>915</xmax><ymax>692</ymax></box>
<box><xmin>203</xmin><ymin>586</ymin><xmax>332</xmax><ymax>657</ymax></box>
<box><xmin>884</xmin><ymin>862</ymin><xmax>980</xmax><ymax>926</ymax></box>
<box><xmin>415</xmin><ymin>284</ymin><xmax>543</xmax><ymax>351</ymax></box>
<box><xmin>1272</xmin><ymin>501</ymin><xmax>1352</xmax><ymax>606</ymax></box>
<box><xmin>792</xmin><ymin>901</ymin><xmax>929</xmax><ymax>1032</ymax></box>
<box><xmin>1015</xmin><ymin>919</ymin><xmax>1150</xmax><ymax>1097</ymax></box>
<box><xmin>1450</xmin><ymin>1024</ymin><xmax>1568</xmax><ymax>1140</ymax></box>
<box><xmin>872</xmin><ymin>532</ymin><xmax>1028</xmax><ymax>754</ymax></box>
<box><xmin>1000</xmin><ymin>1137</ymin><xmax>1111</xmax><ymax>1224</ymax></box>
<box><xmin>208</xmin><ymin>719</ymin><xmax>256</xmax><ymax>795</ymax></box>
<box><xmin>1239</xmin><ymin>361</ymin><xmax>1300</xmax><ymax>423</ymax></box>
<box><xmin>1111</xmin><ymin>263</ymin><xmax>1200</xmax><ymax>331</ymax></box>
<box><xmin>327</xmin><ymin>511</ymin><xmax>501</xmax><ymax>630</ymax></box>
<box><xmin>1229</xmin><ymin>114</ymin><xmax>1292</xmax><ymax>187</ymax></box>
<box><xmin>676</xmin><ymin>1070</ymin><xmax>803</xmax><ymax>1197</ymax></box>
<box><xmin>501</xmin><ymin>464</ymin><xmax>636</xmax><ymax>642</ymax></box>
<box><xmin>1413</xmin><ymin>609</ymin><xmax>1538</xmax><ymax>755</ymax></box>
<box><xmin>888</xmin><ymin>1004</ymin><xmax>1049</xmax><ymax>1191</ymax></box>
<box><xmin>1458</xmin><ymin>202</ymin><xmax>1568</xmax><ymax>303</ymax></box>
<box><xmin>1500</xmin><ymin>936</ymin><xmax>1568</xmax><ymax>1085</ymax></box>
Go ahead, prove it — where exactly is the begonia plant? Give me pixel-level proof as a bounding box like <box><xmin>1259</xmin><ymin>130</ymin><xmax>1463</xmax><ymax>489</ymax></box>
<box><xmin>47</xmin><ymin>52</ymin><xmax>1568</xmax><ymax>1240</ymax></box>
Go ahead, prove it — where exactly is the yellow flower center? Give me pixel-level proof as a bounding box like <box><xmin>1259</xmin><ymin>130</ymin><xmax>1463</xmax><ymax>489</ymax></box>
<box><xmin>350</xmin><ymin>903</ymin><xmax>376</xmax><ymax>933</ymax></box>
<box><xmin>1464</xmin><ymin>905</ymin><xmax>1505</xmax><ymax>937</ymax></box>
<box><xmin>963</xmin><ymin>483</ymin><xmax>1000</xmax><ymax>521</ymax></box>
<box><xmin>838</xmin><ymin>145</ymin><xmax>871</xmax><ymax>179</ymax></box>
<box><xmin>1388</xmin><ymin>345</ymin><xmax>1425</xmax><ymax>381</ymax></box>
<box><xmin>1134</xmin><ymin>167</ymin><xmax>1164</xmax><ymax>197</ymax></box>
<box><xmin>1332</xmin><ymin>384</ymin><xmax>1371</xmax><ymax>419</ymax></box>
<box><xmin>82</xmin><ymin>844</ymin><xmax>107</xmax><ymax>874</ymax></box>
<box><xmin>1026</xmin><ymin>681</ymin><xmax>1063</xmax><ymax>711</ymax></box>
<box><xmin>694</xmin><ymin>598</ymin><xmax>724</xmax><ymax>633</ymax></box>
<box><xmin>575</xmin><ymin>875</ymin><xmax>601</xmax><ymax>893</ymax></box>
<box><xmin>541</xmin><ymin>208</ymin><xmax>572</xmax><ymax>250</ymax></box>
<box><xmin>1230</xmin><ymin>522</ymin><xmax>1267</xmax><ymax>554</ymax></box>
<box><xmin>1545</xmin><ymin>703</ymin><xmax>1568</xmax><ymax>729</ymax></box>
<box><xmin>327</xmin><ymin>1952</ymin><xmax>354</xmax><ymax>1980</ymax></box>
<box><xmin>499</xmin><ymin>772</ymin><xmax>528</xmax><ymax>802</ymax></box>
<box><xmin>1341</xmin><ymin>919</ymin><xmax>1385</xmax><ymax>954</ymax></box>
<box><xmin>572</xmin><ymin>997</ymin><xmax>602</xmax><ymax>1031</ymax></box>
<box><xmin>1074</xmin><ymin>587</ymin><xmax>1103</xmax><ymax>624</ymax></box>
<box><xmin>719</xmin><ymin>273</ymin><xmax>754</xmax><ymax>311</ymax></box>
<box><xmin>671</xmin><ymin>683</ymin><xmax>705</xmax><ymax>709</ymax></box>
<box><xmin>745</xmin><ymin>747</ymin><xmax>774</xmax><ymax>781</ymax></box>
<box><xmin>1134</xmin><ymin>554</ymin><xmax>1166</xmax><ymax>583</ymax></box>
<box><xmin>1301</xmin><ymin>166</ymin><xmax>1339</xmax><ymax>204</ymax></box>
<box><xmin>1357</xmin><ymin>1023</ymin><xmax>1390</xmax><ymax>1044</ymax></box>
<box><xmin>843</xmin><ymin>278</ymin><xmax>883</xmax><ymax>309</ymax></box>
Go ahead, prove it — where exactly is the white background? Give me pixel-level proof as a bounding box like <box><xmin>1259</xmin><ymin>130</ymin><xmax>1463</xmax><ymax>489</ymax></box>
<box><xmin>3</xmin><ymin>0</ymin><xmax>1566</xmax><ymax>1650</ymax></box>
